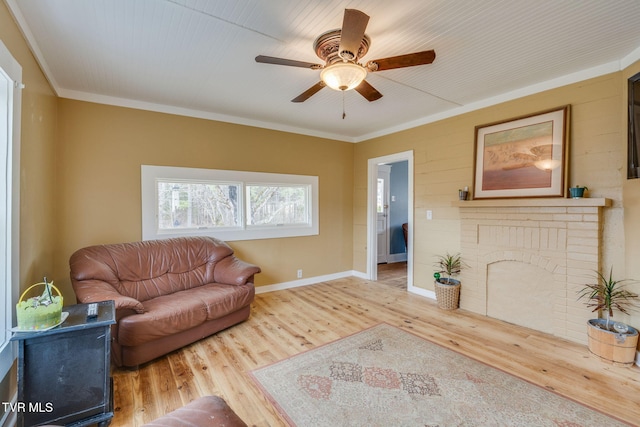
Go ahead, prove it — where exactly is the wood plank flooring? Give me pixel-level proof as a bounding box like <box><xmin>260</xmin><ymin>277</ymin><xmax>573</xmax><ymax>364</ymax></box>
<box><xmin>110</xmin><ymin>263</ymin><xmax>640</xmax><ymax>426</ymax></box>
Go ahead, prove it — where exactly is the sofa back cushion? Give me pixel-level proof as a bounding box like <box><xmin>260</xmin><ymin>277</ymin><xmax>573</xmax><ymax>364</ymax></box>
<box><xmin>70</xmin><ymin>236</ymin><xmax>234</xmax><ymax>302</ymax></box>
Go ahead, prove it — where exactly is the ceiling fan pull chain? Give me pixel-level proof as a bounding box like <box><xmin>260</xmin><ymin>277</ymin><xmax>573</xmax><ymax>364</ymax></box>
<box><xmin>342</xmin><ymin>91</ymin><xmax>346</xmax><ymax>119</ymax></box>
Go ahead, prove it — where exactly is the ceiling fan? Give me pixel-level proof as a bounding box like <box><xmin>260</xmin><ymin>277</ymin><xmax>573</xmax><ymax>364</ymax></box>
<box><xmin>255</xmin><ymin>9</ymin><xmax>436</xmax><ymax>103</ymax></box>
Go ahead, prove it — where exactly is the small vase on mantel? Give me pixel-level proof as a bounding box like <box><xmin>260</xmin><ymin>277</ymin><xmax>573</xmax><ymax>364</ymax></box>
<box><xmin>569</xmin><ymin>185</ymin><xmax>588</xmax><ymax>198</ymax></box>
<box><xmin>458</xmin><ymin>186</ymin><xmax>469</xmax><ymax>201</ymax></box>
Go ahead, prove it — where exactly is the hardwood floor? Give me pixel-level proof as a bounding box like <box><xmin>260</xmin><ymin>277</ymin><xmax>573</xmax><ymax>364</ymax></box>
<box><xmin>111</xmin><ymin>263</ymin><xmax>640</xmax><ymax>426</ymax></box>
<box><xmin>376</xmin><ymin>261</ymin><xmax>407</xmax><ymax>288</ymax></box>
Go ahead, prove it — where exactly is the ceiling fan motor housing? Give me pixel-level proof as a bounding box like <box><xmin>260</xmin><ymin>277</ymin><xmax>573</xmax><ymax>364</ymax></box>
<box><xmin>314</xmin><ymin>29</ymin><xmax>371</xmax><ymax>65</ymax></box>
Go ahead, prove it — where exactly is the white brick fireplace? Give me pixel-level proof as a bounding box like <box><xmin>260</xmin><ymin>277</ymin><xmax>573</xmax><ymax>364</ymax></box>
<box><xmin>455</xmin><ymin>198</ymin><xmax>611</xmax><ymax>344</ymax></box>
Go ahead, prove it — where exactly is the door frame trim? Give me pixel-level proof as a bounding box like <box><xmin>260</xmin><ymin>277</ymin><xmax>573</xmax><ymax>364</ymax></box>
<box><xmin>366</xmin><ymin>150</ymin><xmax>413</xmax><ymax>287</ymax></box>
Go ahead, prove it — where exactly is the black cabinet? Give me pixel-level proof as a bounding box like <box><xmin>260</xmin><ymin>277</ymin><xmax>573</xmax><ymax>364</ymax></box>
<box><xmin>12</xmin><ymin>300</ymin><xmax>115</xmax><ymax>427</ymax></box>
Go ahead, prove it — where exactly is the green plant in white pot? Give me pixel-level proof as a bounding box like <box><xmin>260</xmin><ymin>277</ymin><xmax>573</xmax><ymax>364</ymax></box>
<box><xmin>577</xmin><ymin>268</ymin><xmax>639</xmax><ymax>366</ymax></box>
<box><xmin>433</xmin><ymin>253</ymin><xmax>465</xmax><ymax>310</ymax></box>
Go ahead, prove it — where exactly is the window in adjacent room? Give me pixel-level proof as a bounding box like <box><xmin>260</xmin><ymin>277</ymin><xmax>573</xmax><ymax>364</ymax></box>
<box><xmin>142</xmin><ymin>165</ymin><xmax>318</xmax><ymax>241</ymax></box>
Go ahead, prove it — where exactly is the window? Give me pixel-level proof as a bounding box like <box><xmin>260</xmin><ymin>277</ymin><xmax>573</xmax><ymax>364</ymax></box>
<box><xmin>0</xmin><ymin>41</ymin><xmax>21</xmax><ymax>380</ymax></box>
<box><xmin>628</xmin><ymin>71</ymin><xmax>640</xmax><ymax>179</ymax></box>
<box><xmin>246</xmin><ymin>184</ymin><xmax>310</xmax><ymax>227</ymax></box>
<box><xmin>157</xmin><ymin>180</ymin><xmax>241</xmax><ymax>231</ymax></box>
<box><xmin>142</xmin><ymin>165</ymin><xmax>318</xmax><ymax>241</ymax></box>
<box><xmin>376</xmin><ymin>178</ymin><xmax>385</xmax><ymax>213</ymax></box>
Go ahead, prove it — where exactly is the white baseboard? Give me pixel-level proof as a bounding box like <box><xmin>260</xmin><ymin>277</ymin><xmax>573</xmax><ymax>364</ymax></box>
<box><xmin>255</xmin><ymin>270</ymin><xmax>360</xmax><ymax>294</ymax></box>
<box><xmin>408</xmin><ymin>284</ymin><xmax>436</xmax><ymax>300</ymax></box>
<box><xmin>352</xmin><ymin>270</ymin><xmax>368</xmax><ymax>280</ymax></box>
<box><xmin>256</xmin><ymin>271</ymin><xmax>436</xmax><ymax>303</ymax></box>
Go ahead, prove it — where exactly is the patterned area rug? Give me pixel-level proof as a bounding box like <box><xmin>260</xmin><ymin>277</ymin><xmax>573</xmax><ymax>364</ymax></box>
<box><xmin>250</xmin><ymin>323</ymin><xmax>628</xmax><ymax>427</ymax></box>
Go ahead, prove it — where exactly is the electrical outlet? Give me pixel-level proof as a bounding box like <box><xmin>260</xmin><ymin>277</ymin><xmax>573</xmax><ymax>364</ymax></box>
<box><xmin>427</xmin><ymin>210</ymin><xmax>433</xmax><ymax>220</ymax></box>
<box><xmin>297</xmin><ymin>269</ymin><xmax>303</xmax><ymax>279</ymax></box>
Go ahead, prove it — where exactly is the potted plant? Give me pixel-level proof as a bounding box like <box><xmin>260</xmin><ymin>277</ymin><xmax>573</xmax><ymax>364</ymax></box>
<box><xmin>433</xmin><ymin>252</ymin><xmax>465</xmax><ymax>310</ymax></box>
<box><xmin>577</xmin><ymin>268</ymin><xmax>639</xmax><ymax>366</ymax></box>
<box><xmin>569</xmin><ymin>185</ymin><xmax>588</xmax><ymax>198</ymax></box>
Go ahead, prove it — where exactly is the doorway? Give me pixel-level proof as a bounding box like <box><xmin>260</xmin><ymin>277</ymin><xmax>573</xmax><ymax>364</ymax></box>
<box><xmin>376</xmin><ymin>165</ymin><xmax>391</xmax><ymax>264</ymax></box>
<box><xmin>367</xmin><ymin>151</ymin><xmax>413</xmax><ymax>288</ymax></box>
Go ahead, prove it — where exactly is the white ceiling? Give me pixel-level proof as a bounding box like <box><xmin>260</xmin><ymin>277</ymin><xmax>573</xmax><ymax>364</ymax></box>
<box><xmin>6</xmin><ymin>0</ymin><xmax>640</xmax><ymax>142</ymax></box>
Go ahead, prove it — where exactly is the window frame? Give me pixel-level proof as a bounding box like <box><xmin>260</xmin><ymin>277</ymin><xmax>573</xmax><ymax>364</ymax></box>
<box><xmin>0</xmin><ymin>41</ymin><xmax>21</xmax><ymax>380</ymax></box>
<box><xmin>141</xmin><ymin>165</ymin><xmax>319</xmax><ymax>241</ymax></box>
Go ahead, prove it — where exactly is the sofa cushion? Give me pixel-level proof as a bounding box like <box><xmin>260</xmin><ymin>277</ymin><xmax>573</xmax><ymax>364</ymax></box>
<box><xmin>117</xmin><ymin>282</ymin><xmax>254</xmax><ymax>347</ymax></box>
<box><xmin>70</xmin><ymin>236</ymin><xmax>235</xmax><ymax>302</ymax></box>
<box><xmin>181</xmin><ymin>283</ymin><xmax>255</xmax><ymax>320</ymax></box>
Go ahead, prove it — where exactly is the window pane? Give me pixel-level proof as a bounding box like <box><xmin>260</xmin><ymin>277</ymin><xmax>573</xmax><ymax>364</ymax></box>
<box><xmin>247</xmin><ymin>184</ymin><xmax>309</xmax><ymax>226</ymax></box>
<box><xmin>377</xmin><ymin>178</ymin><xmax>385</xmax><ymax>213</ymax></box>
<box><xmin>157</xmin><ymin>181</ymin><xmax>240</xmax><ymax>230</ymax></box>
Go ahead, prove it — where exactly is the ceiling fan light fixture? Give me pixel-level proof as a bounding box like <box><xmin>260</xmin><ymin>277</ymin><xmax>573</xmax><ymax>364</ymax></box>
<box><xmin>320</xmin><ymin>62</ymin><xmax>367</xmax><ymax>91</ymax></box>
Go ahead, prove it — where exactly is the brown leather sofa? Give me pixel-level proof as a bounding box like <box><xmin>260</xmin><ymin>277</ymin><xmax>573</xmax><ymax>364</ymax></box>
<box><xmin>69</xmin><ymin>236</ymin><xmax>260</xmax><ymax>367</ymax></box>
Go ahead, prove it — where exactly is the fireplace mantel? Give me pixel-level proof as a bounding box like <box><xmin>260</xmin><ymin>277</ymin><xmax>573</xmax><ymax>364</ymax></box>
<box><xmin>452</xmin><ymin>197</ymin><xmax>611</xmax><ymax>208</ymax></box>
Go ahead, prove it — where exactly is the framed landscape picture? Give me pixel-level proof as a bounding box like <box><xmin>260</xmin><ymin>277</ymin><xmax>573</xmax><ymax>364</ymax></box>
<box><xmin>473</xmin><ymin>106</ymin><xmax>569</xmax><ymax>199</ymax></box>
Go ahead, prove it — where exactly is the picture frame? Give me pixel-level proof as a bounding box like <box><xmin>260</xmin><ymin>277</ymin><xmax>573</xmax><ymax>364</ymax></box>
<box><xmin>473</xmin><ymin>105</ymin><xmax>569</xmax><ymax>199</ymax></box>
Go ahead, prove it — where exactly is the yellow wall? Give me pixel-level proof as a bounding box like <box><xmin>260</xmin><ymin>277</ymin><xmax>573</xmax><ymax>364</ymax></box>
<box><xmin>54</xmin><ymin>100</ymin><xmax>355</xmax><ymax>300</ymax></box>
<box><xmin>4</xmin><ymin>2</ymin><xmax>640</xmax><ymax>411</ymax></box>
<box><xmin>1</xmin><ymin>1</ymin><xmax>58</xmax><ymax>293</ymax></box>
<box><xmin>354</xmin><ymin>70</ymin><xmax>640</xmax><ymax>330</ymax></box>
<box><xmin>1</xmin><ymin>1</ymin><xmax>58</xmax><ymax>421</ymax></box>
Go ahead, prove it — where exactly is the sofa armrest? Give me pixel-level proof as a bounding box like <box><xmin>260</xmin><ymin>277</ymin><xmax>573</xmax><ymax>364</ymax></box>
<box><xmin>214</xmin><ymin>256</ymin><xmax>261</xmax><ymax>286</ymax></box>
<box><xmin>72</xmin><ymin>279</ymin><xmax>145</xmax><ymax>314</ymax></box>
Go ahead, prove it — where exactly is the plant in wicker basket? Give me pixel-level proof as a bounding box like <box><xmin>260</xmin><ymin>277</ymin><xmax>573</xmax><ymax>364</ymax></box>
<box><xmin>434</xmin><ymin>252</ymin><xmax>464</xmax><ymax>284</ymax></box>
<box><xmin>16</xmin><ymin>278</ymin><xmax>63</xmax><ymax>330</ymax></box>
<box><xmin>433</xmin><ymin>253</ymin><xmax>466</xmax><ymax>310</ymax></box>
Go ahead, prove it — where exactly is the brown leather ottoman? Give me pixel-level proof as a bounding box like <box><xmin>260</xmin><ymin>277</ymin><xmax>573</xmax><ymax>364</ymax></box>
<box><xmin>142</xmin><ymin>396</ymin><xmax>247</xmax><ymax>427</ymax></box>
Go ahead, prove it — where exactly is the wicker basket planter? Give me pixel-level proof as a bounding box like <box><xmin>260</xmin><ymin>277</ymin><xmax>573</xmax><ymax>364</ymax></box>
<box><xmin>587</xmin><ymin>319</ymin><xmax>639</xmax><ymax>367</ymax></box>
<box><xmin>434</xmin><ymin>278</ymin><xmax>461</xmax><ymax>310</ymax></box>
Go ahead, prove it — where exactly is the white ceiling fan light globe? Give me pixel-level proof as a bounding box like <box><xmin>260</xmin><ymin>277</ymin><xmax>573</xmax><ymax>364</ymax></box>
<box><xmin>320</xmin><ymin>62</ymin><xmax>367</xmax><ymax>91</ymax></box>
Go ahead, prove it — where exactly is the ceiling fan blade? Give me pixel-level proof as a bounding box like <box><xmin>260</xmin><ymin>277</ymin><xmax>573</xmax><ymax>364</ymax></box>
<box><xmin>255</xmin><ymin>55</ymin><xmax>322</xmax><ymax>69</ymax></box>
<box><xmin>291</xmin><ymin>82</ymin><xmax>326</xmax><ymax>103</ymax></box>
<box><xmin>355</xmin><ymin>80</ymin><xmax>383</xmax><ymax>102</ymax></box>
<box><xmin>338</xmin><ymin>9</ymin><xmax>370</xmax><ymax>61</ymax></box>
<box><xmin>367</xmin><ymin>50</ymin><xmax>436</xmax><ymax>72</ymax></box>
